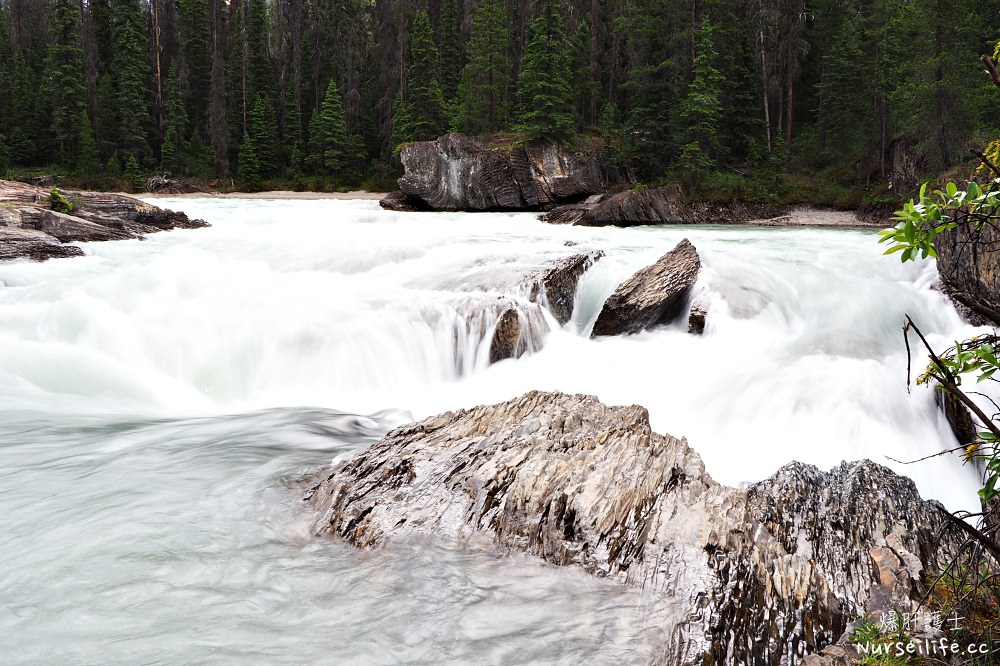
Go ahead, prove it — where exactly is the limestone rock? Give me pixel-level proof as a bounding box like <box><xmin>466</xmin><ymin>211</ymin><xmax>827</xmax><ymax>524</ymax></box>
<box><xmin>935</xmin><ymin>218</ymin><xmax>1000</xmax><ymax>325</ymax></box>
<box><xmin>378</xmin><ymin>190</ymin><xmax>429</xmax><ymax>212</ymax></box>
<box><xmin>0</xmin><ymin>227</ymin><xmax>85</xmax><ymax>261</ymax></box>
<box><xmin>397</xmin><ymin>133</ymin><xmax>604</xmax><ymax>211</ymax></box>
<box><xmin>525</xmin><ymin>250</ymin><xmax>603</xmax><ymax>325</ymax></box>
<box><xmin>0</xmin><ymin>179</ymin><xmax>208</xmax><ymax>262</ymax></box>
<box><xmin>542</xmin><ymin>186</ymin><xmax>790</xmax><ymax>227</ymax></box>
<box><xmin>488</xmin><ymin>307</ymin><xmax>521</xmax><ymax>364</ymax></box>
<box><xmin>591</xmin><ymin>239</ymin><xmax>700</xmax><ymax>337</ymax></box>
<box><xmin>687</xmin><ymin>295</ymin><xmax>708</xmax><ymax>335</ymax></box>
<box><xmin>306</xmin><ymin>390</ymin><xmax>957</xmax><ymax>665</ymax></box>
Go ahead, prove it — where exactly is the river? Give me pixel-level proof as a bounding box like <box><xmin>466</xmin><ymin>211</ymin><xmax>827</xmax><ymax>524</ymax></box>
<box><xmin>0</xmin><ymin>199</ymin><xmax>984</xmax><ymax>664</ymax></box>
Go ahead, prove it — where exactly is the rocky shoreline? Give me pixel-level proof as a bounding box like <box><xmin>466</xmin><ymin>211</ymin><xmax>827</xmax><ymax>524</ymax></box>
<box><xmin>0</xmin><ymin>179</ymin><xmax>208</xmax><ymax>262</ymax></box>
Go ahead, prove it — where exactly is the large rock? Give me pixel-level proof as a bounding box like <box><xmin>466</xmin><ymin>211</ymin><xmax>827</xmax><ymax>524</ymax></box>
<box><xmin>306</xmin><ymin>390</ymin><xmax>957</xmax><ymax>665</ymax></box>
<box><xmin>591</xmin><ymin>238</ymin><xmax>700</xmax><ymax>337</ymax></box>
<box><xmin>392</xmin><ymin>133</ymin><xmax>605</xmax><ymax>211</ymax></box>
<box><xmin>542</xmin><ymin>186</ymin><xmax>791</xmax><ymax>226</ymax></box>
<box><xmin>0</xmin><ymin>179</ymin><xmax>208</xmax><ymax>261</ymax></box>
<box><xmin>524</xmin><ymin>250</ymin><xmax>603</xmax><ymax>325</ymax></box>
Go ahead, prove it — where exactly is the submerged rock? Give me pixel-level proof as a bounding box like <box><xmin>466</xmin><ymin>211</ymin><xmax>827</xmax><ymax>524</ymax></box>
<box><xmin>591</xmin><ymin>238</ymin><xmax>700</xmax><ymax>337</ymax></box>
<box><xmin>687</xmin><ymin>295</ymin><xmax>709</xmax><ymax>334</ymax></box>
<box><xmin>306</xmin><ymin>390</ymin><xmax>956</xmax><ymax>665</ymax></box>
<box><xmin>0</xmin><ymin>178</ymin><xmax>208</xmax><ymax>261</ymax></box>
<box><xmin>395</xmin><ymin>133</ymin><xmax>604</xmax><ymax>211</ymax></box>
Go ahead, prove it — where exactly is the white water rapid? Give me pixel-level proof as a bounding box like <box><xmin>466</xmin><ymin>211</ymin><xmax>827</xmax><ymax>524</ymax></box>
<box><xmin>0</xmin><ymin>198</ymin><xmax>987</xmax><ymax>664</ymax></box>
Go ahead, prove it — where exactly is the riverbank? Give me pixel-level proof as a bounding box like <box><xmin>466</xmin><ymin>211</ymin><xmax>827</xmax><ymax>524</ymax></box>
<box><xmin>141</xmin><ymin>190</ymin><xmax>387</xmax><ymax>200</ymax></box>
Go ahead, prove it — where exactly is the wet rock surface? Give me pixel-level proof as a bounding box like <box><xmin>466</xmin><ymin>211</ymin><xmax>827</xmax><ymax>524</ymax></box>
<box><xmin>392</xmin><ymin>133</ymin><xmax>604</xmax><ymax>211</ymax></box>
<box><xmin>306</xmin><ymin>390</ymin><xmax>957</xmax><ymax>665</ymax></box>
<box><xmin>592</xmin><ymin>239</ymin><xmax>700</xmax><ymax>337</ymax></box>
<box><xmin>0</xmin><ymin>179</ymin><xmax>208</xmax><ymax>261</ymax></box>
<box><xmin>935</xmin><ymin>218</ymin><xmax>1000</xmax><ymax>325</ymax></box>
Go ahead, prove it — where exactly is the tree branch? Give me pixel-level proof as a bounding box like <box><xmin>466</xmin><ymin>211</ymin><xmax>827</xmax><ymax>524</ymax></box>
<box><xmin>983</xmin><ymin>55</ymin><xmax>1000</xmax><ymax>91</ymax></box>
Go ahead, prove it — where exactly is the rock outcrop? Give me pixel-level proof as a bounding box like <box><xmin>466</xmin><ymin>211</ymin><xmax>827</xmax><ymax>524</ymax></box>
<box><xmin>591</xmin><ymin>239</ymin><xmax>700</xmax><ymax>337</ymax></box>
<box><xmin>306</xmin><ymin>390</ymin><xmax>957</xmax><ymax>665</ymax></box>
<box><xmin>935</xmin><ymin>218</ymin><xmax>1000</xmax><ymax>325</ymax></box>
<box><xmin>387</xmin><ymin>133</ymin><xmax>605</xmax><ymax>211</ymax></box>
<box><xmin>0</xmin><ymin>179</ymin><xmax>208</xmax><ymax>261</ymax></box>
<box><xmin>542</xmin><ymin>186</ymin><xmax>791</xmax><ymax>226</ymax></box>
<box><xmin>523</xmin><ymin>250</ymin><xmax>603</xmax><ymax>325</ymax></box>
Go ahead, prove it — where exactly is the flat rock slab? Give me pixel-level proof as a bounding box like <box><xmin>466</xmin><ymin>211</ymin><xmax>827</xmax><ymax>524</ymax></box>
<box><xmin>305</xmin><ymin>390</ymin><xmax>957</xmax><ymax>665</ymax></box>
<box><xmin>591</xmin><ymin>238</ymin><xmax>700</xmax><ymax>337</ymax></box>
<box><xmin>0</xmin><ymin>178</ymin><xmax>208</xmax><ymax>262</ymax></box>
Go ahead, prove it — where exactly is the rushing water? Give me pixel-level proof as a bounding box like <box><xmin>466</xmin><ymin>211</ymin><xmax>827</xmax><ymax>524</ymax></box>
<box><xmin>0</xmin><ymin>199</ymin><xmax>987</xmax><ymax>664</ymax></box>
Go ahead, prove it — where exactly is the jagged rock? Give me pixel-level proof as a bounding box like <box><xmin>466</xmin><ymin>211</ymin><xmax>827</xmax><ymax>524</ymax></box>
<box><xmin>0</xmin><ymin>178</ymin><xmax>208</xmax><ymax>261</ymax></box>
<box><xmin>488</xmin><ymin>307</ymin><xmax>521</xmax><ymax>363</ymax></box>
<box><xmin>525</xmin><ymin>251</ymin><xmax>604</xmax><ymax>325</ymax></box>
<box><xmin>397</xmin><ymin>133</ymin><xmax>605</xmax><ymax>211</ymax></box>
<box><xmin>592</xmin><ymin>239</ymin><xmax>700</xmax><ymax>337</ymax></box>
<box><xmin>687</xmin><ymin>295</ymin><xmax>708</xmax><ymax>334</ymax></box>
<box><xmin>378</xmin><ymin>190</ymin><xmax>430</xmax><ymax>212</ymax></box>
<box><xmin>0</xmin><ymin>227</ymin><xmax>85</xmax><ymax>261</ymax></box>
<box><xmin>306</xmin><ymin>390</ymin><xmax>957</xmax><ymax>665</ymax></box>
<box><xmin>542</xmin><ymin>186</ymin><xmax>791</xmax><ymax>227</ymax></box>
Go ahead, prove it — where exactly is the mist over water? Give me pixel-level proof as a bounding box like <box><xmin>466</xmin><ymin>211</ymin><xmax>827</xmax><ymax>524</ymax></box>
<box><xmin>0</xmin><ymin>198</ymin><xmax>987</xmax><ymax>664</ymax></box>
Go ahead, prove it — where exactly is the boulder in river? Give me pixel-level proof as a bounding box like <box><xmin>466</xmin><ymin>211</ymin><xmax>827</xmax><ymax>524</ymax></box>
<box><xmin>305</xmin><ymin>390</ymin><xmax>957</xmax><ymax>665</ymax></box>
<box><xmin>389</xmin><ymin>133</ymin><xmax>605</xmax><ymax>211</ymax></box>
<box><xmin>591</xmin><ymin>238</ymin><xmax>700</xmax><ymax>337</ymax></box>
<box><xmin>0</xmin><ymin>178</ymin><xmax>208</xmax><ymax>261</ymax></box>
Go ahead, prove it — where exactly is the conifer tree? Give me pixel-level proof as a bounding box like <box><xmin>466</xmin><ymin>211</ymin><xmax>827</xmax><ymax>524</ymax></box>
<box><xmin>249</xmin><ymin>94</ymin><xmax>278</xmax><ymax>178</ymax></box>
<box><xmin>46</xmin><ymin>0</ymin><xmax>87</xmax><ymax>166</ymax></box>
<box><xmin>112</xmin><ymin>0</ymin><xmax>153</xmax><ymax>165</ymax></box>
<box><xmin>455</xmin><ymin>0</ymin><xmax>511</xmax><ymax>134</ymax></box>
<box><xmin>308</xmin><ymin>78</ymin><xmax>348</xmax><ymax>176</ymax></box>
<box><xmin>678</xmin><ymin>21</ymin><xmax>725</xmax><ymax>191</ymax></box>
<box><xmin>514</xmin><ymin>0</ymin><xmax>577</xmax><ymax>139</ymax></box>
<box><xmin>437</xmin><ymin>0</ymin><xmax>462</xmax><ymax>103</ymax></box>
<box><xmin>406</xmin><ymin>10</ymin><xmax>448</xmax><ymax>140</ymax></box>
<box><xmin>161</xmin><ymin>64</ymin><xmax>188</xmax><ymax>174</ymax></box>
<box><xmin>123</xmin><ymin>153</ymin><xmax>144</xmax><ymax>191</ymax></box>
<box><xmin>77</xmin><ymin>111</ymin><xmax>100</xmax><ymax>174</ymax></box>
<box><xmin>237</xmin><ymin>131</ymin><xmax>261</xmax><ymax>188</ymax></box>
<box><xmin>391</xmin><ymin>88</ymin><xmax>415</xmax><ymax>150</ymax></box>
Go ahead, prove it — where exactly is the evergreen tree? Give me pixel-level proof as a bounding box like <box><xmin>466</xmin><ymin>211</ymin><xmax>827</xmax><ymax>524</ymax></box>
<box><xmin>123</xmin><ymin>153</ymin><xmax>144</xmax><ymax>191</ymax></box>
<box><xmin>678</xmin><ymin>21</ymin><xmax>725</xmax><ymax>191</ymax></box>
<box><xmin>248</xmin><ymin>94</ymin><xmax>279</xmax><ymax>178</ymax></box>
<box><xmin>46</xmin><ymin>0</ymin><xmax>87</xmax><ymax>166</ymax></box>
<box><xmin>455</xmin><ymin>0</ymin><xmax>511</xmax><ymax>134</ymax></box>
<box><xmin>112</xmin><ymin>0</ymin><xmax>153</xmax><ymax>165</ymax></box>
<box><xmin>391</xmin><ymin>88</ymin><xmax>415</xmax><ymax>150</ymax></box>
<box><xmin>77</xmin><ymin>111</ymin><xmax>100</xmax><ymax>174</ymax></box>
<box><xmin>177</xmin><ymin>0</ymin><xmax>211</xmax><ymax>132</ymax></box>
<box><xmin>437</xmin><ymin>0</ymin><xmax>462</xmax><ymax>103</ymax></box>
<box><xmin>308</xmin><ymin>78</ymin><xmax>348</xmax><ymax>176</ymax></box>
<box><xmin>236</xmin><ymin>131</ymin><xmax>261</xmax><ymax>188</ymax></box>
<box><xmin>514</xmin><ymin>0</ymin><xmax>577</xmax><ymax>139</ymax></box>
<box><xmin>406</xmin><ymin>10</ymin><xmax>448</xmax><ymax>140</ymax></box>
<box><xmin>161</xmin><ymin>64</ymin><xmax>189</xmax><ymax>174</ymax></box>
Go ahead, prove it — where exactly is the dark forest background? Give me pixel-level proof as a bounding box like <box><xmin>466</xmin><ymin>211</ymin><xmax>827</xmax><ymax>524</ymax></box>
<box><xmin>1</xmin><ymin>0</ymin><xmax>999</xmax><ymax>199</ymax></box>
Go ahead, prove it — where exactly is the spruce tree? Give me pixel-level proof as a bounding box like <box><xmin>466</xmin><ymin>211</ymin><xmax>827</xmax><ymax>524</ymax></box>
<box><xmin>391</xmin><ymin>88</ymin><xmax>415</xmax><ymax>150</ymax></box>
<box><xmin>249</xmin><ymin>94</ymin><xmax>279</xmax><ymax>178</ymax></box>
<box><xmin>77</xmin><ymin>111</ymin><xmax>100</xmax><ymax>174</ymax></box>
<box><xmin>514</xmin><ymin>0</ymin><xmax>577</xmax><ymax>139</ymax></box>
<box><xmin>437</xmin><ymin>0</ymin><xmax>462</xmax><ymax>103</ymax></box>
<box><xmin>46</xmin><ymin>0</ymin><xmax>87</xmax><ymax>167</ymax></box>
<box><xmin>237</xmin><ymin>131</ymin><xmax>261</xmax><ymax>188</ymax></box>
<box><xmin>678</xmin><ymin>22</ymin><xmax>725</xmax><ymax>191</ymax></box>
<box><xmin>455</xmin><ymin>0</ymin><xmax>511</xmax><ymax>134</ymax></box>
<box><xmin>123</xmin><ymin>153</ymin><xmax>144</xmax><ymax>191</ymax></box>
<box><xmin>307</xmin><ymin>78</ymin><xmax>348</xmax><ymax>177</ymax></box>
<box><xmin>112</xmin><ymin>0</ymin><xmax>153</xmax><ymax>165</ymax></box>
<box><xmin>161</xmin><ymin>64</ymin><xmax>189</xmax><ymax>174</ymax></box>
<box><xmin>406</xmin><ymin>10</ymin><xmax>448</xmax><ymax>140</ymax></box>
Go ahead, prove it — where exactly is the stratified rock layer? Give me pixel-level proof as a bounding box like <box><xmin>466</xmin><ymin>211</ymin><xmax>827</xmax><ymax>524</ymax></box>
<box><xmin>0</xmin><ymin>179</ymin><xmax>208</xmax><ymax>261</ymax></box>
<box><xmin>393</xmin><ymin>133</ymin><xmax>604</xmax><ymax>211</ymax></box>
<box><xmin>306</xmin><ymin>390</ymin><xmax>954</xmax><ymax>665</ymax></box>
<box><xmin>591</xmin><ymin>238</ymin><xmax>700</xmax><ymax>337</ymax></box>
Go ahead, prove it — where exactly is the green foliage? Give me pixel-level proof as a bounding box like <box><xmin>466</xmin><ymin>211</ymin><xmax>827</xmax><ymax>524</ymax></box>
<box><xmin>122</xmin><ymin>153</ymin><xmax>143</xmax><ymax>192</ymax></box>
<box><xmin>678</xmin><ymin>22</ymin><xmax>725</xmax><ymax>192</ymax></box>
<box><xmin>236</xmin><ymin>132</ymin><xmax>261</xmax><ymax>189</ymax></box>
<box><xmin>513</xmin><ymin>1</ymin><xmax>577</xmax><ymax>139</ymax></box>
<box><xmin>455</xmin><ymin>0</ymin><xmax>510</xmax><ymax>135</ymax></box>
<box><xmin>46</xmin><ymin>0</ymin><xmax>86</xmax><ymax>167</ymax></box>
<box><xmin>884</xmin><ymin>173</ymin><xmax>1000</xmax><ymax>503</ymax></box>
<box><xmin>161</xmin><ymin>65</ymin><xmax>188</xmax><ymax>175</ymax></box>
<box><xmin>49</xmin><ymin>187</ymin><xmax>73</xmax><ymax>213</ymax></box>
<box><xmin>307</xmin><ymin>79</ymin><xmax>348</xmax><ymax>177</ymax></box>
<box><xmin>77</xmin><ymin>111</ymin><xmax>99</xmax><ymax>174</ymax></box>
<box><xmin>248</xmin><ymin>94</ymin><xmax>279</xmax><ymax>178</ymax></box>
<box><xmin>112</xmin><ymin>0</ymin><xmax>153</xmax><ymax>165</ymax></box>
<box><xmin>406</xmin><ymin>10</ymin><xmax>448</xmax><ymax>140</ymax></box>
